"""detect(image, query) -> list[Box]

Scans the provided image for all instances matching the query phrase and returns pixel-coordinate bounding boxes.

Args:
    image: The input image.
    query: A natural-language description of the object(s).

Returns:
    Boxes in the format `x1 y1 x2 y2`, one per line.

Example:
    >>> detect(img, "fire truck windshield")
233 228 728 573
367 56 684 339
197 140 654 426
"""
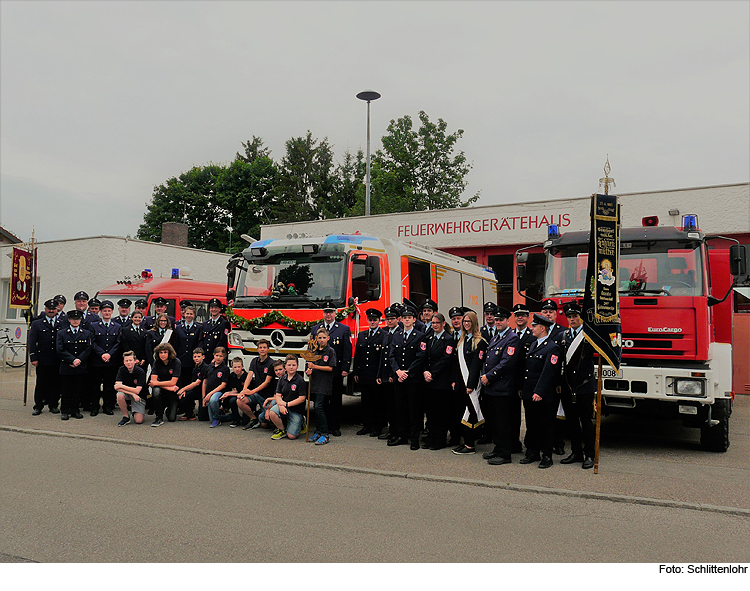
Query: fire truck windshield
234 254 347 308
545 239 705 297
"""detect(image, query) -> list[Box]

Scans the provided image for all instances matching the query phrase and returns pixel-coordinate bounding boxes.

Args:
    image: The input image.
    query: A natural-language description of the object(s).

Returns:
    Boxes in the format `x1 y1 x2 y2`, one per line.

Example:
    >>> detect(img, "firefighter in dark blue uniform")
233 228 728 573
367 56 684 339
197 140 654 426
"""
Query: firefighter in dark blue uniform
387 301 427 450
56 309 92 420
142 297 175 331
418 298 438 335
89 300 122 415
422 312 456 450
377 305 403 440
520 313 562 468
200 298 229 356
479 306 521 465
113 298 132 328
311 302 352 437
541 298 567 456
559 302 596 469
512 303 535 453
175 304 203 390
353 308 387 436
480 301 499 342
28 299 62 414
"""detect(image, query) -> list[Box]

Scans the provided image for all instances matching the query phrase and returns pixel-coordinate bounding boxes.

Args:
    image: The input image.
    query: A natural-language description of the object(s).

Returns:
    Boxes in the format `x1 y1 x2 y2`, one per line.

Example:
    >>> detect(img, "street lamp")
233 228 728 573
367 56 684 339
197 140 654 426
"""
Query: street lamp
356 89 381 216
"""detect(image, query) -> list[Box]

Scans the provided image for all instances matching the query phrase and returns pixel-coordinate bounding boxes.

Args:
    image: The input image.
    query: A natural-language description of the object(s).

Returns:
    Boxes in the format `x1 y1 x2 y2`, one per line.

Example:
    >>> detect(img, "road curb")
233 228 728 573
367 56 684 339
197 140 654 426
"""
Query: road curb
4 425 749 517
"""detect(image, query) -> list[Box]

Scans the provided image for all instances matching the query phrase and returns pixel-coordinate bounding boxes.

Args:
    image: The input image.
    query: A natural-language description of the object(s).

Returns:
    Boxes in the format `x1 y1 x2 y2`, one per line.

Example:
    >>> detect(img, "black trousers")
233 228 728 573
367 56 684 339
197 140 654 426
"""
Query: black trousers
323 373 344 431
360 382 385 431
510 393 523 447
34 364 60 410
484 395 515 459
60 373 86 415
89 365 118 412
151 387 179 421
394 381 423 443
523 397 555 458
424 386 451 446
562 390 596 458
382 380 397 434
447 386 464 443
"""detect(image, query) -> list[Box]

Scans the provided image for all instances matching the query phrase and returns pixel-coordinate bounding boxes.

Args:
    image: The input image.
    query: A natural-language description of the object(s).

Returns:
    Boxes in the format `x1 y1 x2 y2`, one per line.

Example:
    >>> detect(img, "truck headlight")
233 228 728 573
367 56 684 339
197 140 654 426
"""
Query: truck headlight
673 378 705 397
228 332 243 347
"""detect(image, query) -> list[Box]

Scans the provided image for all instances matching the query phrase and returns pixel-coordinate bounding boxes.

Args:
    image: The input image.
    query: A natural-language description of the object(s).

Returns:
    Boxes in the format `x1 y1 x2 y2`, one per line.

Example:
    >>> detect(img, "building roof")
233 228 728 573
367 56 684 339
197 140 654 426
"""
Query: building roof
0 226 22 244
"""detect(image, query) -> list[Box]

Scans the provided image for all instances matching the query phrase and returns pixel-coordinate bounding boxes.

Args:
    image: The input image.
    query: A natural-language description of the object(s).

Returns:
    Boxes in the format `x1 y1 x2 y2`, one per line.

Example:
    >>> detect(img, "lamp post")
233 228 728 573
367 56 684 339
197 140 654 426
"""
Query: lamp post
356 89 381 216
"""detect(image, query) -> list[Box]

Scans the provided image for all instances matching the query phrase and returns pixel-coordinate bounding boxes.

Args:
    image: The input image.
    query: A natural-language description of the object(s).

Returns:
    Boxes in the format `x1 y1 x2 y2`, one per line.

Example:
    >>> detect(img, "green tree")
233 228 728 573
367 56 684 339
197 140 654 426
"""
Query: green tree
352 110 479 215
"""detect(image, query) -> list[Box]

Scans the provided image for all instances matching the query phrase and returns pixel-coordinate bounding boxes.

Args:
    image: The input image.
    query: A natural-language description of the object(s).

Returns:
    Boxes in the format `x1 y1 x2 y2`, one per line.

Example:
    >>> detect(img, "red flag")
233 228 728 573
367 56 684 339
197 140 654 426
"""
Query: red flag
10 247 32 309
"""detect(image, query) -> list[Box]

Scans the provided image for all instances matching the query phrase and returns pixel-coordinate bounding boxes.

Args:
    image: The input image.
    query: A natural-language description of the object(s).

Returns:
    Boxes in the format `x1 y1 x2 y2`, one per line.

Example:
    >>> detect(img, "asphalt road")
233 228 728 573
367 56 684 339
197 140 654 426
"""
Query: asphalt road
1 430 749 563
2 367 749 565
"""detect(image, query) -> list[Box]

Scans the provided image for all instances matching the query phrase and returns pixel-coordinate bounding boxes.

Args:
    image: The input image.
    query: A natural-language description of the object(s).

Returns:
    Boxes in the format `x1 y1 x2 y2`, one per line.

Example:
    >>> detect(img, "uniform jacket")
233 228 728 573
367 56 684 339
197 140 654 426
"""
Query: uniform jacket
514 327 536 391
522 337 562 401
90 321 122 367
424 330 456 390
120 324 148 364
378 326 402 383
353 327 387 385
175 322 203 368
388 328 426 383
142 314 176 331
201 316 230 356
28 315 62 365
113 315 132 328
145 328 180 367
481 328 521 396
560 327 596 396
453 334 487 392
481 324 500 343
312 321 352 373
56 327 92 375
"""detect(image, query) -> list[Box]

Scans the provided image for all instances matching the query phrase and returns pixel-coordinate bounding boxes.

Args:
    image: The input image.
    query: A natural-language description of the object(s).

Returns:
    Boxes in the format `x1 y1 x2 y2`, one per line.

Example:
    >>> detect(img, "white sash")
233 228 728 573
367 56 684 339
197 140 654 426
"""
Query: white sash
458 337 484 427
146 329 173 382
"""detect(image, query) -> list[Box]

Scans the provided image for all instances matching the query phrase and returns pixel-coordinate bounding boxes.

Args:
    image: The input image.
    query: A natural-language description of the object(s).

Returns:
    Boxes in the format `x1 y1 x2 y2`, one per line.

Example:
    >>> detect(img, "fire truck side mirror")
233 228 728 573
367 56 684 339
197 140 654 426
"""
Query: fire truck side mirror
729 244 747 277
516 252 528 293
365 256 382 300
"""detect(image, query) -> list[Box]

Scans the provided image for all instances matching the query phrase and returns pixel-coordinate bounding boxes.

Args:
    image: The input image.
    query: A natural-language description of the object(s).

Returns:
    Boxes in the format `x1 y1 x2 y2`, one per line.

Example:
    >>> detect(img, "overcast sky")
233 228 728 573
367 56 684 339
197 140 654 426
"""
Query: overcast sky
1 0 748 243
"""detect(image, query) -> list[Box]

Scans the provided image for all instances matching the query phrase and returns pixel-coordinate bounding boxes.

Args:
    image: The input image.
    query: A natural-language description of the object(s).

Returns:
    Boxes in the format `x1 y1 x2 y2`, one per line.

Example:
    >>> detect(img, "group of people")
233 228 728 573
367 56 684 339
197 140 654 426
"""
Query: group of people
27 290 597 467
350 297 596 469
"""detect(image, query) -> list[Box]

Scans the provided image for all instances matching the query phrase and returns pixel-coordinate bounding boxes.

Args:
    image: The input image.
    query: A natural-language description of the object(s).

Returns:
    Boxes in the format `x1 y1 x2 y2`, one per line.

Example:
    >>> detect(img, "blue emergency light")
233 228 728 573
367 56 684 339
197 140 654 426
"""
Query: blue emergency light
682 214 698 231
171 268 180 279
548 224 560 239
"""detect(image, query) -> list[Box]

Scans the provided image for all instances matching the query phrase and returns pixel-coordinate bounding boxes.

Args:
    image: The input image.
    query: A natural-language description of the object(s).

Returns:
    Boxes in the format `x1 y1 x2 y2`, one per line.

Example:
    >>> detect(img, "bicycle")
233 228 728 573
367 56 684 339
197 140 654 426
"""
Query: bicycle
1 328 26 368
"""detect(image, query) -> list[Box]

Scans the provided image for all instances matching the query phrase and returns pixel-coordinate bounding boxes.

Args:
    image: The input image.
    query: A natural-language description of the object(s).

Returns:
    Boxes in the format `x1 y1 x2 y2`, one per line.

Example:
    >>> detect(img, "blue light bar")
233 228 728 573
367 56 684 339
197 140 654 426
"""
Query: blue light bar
171 268 179 279
682 214 698 231
548 224 560 239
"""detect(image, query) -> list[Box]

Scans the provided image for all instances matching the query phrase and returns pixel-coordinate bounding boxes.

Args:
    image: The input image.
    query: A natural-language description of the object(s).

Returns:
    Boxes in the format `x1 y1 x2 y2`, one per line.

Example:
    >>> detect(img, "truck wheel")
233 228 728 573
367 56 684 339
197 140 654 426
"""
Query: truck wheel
700 398 731 452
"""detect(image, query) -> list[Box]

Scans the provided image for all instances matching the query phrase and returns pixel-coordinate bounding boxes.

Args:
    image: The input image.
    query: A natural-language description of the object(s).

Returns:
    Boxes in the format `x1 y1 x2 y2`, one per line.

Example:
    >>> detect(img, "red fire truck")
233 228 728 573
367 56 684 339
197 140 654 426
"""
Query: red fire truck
516 214 746 451
225 234 497 375
96 269 227 323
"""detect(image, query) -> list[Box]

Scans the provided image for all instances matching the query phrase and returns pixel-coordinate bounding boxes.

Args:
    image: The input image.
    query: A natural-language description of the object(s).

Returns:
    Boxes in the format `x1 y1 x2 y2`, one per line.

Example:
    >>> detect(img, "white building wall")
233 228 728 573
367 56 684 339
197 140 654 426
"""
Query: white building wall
0 236 228 346
260 183 750 248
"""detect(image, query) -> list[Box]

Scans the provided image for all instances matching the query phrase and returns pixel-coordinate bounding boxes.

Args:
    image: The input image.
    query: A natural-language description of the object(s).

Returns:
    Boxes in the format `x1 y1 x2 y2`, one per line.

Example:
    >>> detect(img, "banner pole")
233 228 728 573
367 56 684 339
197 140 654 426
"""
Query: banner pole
22 233 36 407
594 356 603 474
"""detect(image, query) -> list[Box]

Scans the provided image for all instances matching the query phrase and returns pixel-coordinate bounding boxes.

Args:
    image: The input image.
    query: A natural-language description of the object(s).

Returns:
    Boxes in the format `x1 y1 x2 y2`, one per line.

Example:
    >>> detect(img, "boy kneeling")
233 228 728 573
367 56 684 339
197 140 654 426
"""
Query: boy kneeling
116 351 147 425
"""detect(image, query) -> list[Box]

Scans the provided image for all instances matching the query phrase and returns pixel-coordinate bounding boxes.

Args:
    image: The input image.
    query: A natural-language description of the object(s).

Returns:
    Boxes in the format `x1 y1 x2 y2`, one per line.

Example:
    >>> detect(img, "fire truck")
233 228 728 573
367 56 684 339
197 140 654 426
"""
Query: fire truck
96 268 227 323
225 234 497 375
516 214 746 452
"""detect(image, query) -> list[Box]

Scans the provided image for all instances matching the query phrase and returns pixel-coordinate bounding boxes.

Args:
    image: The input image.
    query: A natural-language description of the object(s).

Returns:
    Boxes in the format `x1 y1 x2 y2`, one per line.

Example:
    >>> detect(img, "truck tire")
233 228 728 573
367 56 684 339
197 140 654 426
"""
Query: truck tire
700 398 731 452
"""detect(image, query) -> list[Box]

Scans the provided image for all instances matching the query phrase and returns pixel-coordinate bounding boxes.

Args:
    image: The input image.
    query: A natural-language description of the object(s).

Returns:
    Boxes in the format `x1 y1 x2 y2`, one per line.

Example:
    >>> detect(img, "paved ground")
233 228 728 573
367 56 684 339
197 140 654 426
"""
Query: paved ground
2 367 748 513
1 430 749 563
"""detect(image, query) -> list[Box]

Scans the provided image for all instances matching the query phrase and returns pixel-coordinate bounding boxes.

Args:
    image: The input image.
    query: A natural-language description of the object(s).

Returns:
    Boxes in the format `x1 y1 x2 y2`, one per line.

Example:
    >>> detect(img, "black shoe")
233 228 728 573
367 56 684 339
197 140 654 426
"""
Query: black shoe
421 441 432 449
61 413 69 421
482 451 499 460
552 445 565 456
429 444 446 451
369 430 379 437
331 429 342 437
519 454 541 464
476 435 492 445
229 421 242 428
560 453 584 464
356 427 371 436
511 441 523 454
488 456 512 465
32 408 42 416
72 413 84 419
103 408 114 416
387 438 408 447
538 456 553 469
90 411 98 417
582 457 595 470
410 441 420 450
49 407 60 414
452 445 476 455
378 431 391 440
